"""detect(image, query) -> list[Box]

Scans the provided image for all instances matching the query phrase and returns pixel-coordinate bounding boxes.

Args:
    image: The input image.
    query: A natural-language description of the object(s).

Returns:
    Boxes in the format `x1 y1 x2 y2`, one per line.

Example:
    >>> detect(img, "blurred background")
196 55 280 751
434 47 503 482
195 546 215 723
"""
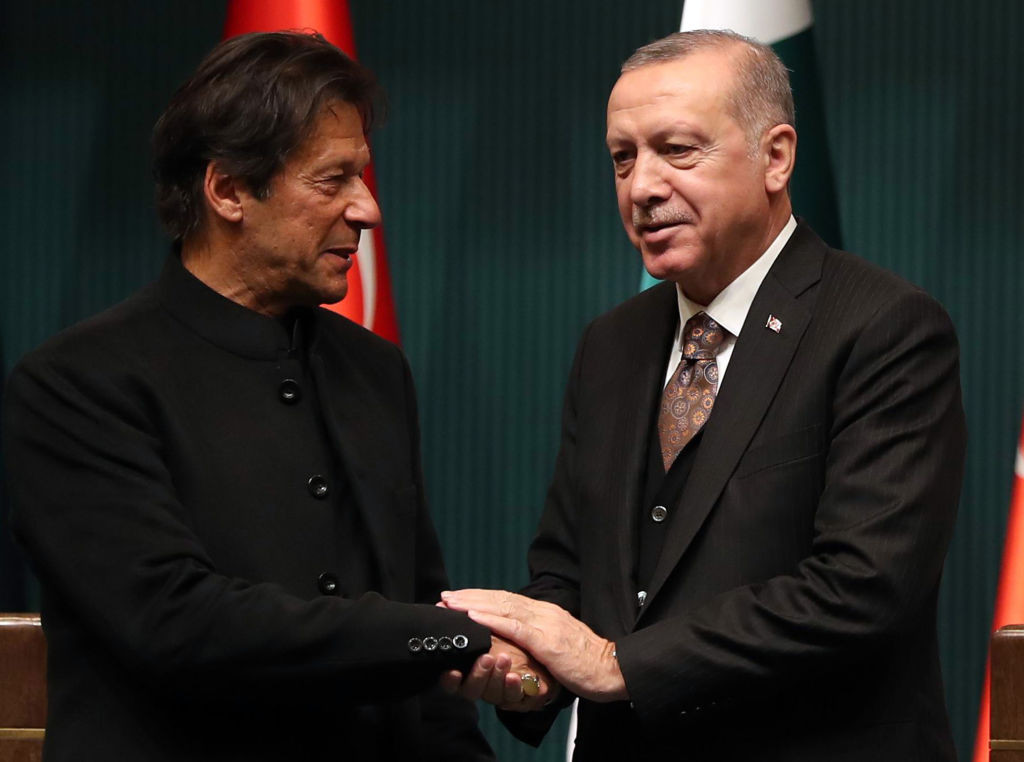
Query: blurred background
1 1 1022 759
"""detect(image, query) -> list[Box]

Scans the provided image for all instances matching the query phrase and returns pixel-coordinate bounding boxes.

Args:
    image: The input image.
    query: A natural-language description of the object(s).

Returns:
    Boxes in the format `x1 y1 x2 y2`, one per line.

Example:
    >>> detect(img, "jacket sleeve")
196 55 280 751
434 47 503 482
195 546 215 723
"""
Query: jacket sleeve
2 341 491 704
615 289 966 726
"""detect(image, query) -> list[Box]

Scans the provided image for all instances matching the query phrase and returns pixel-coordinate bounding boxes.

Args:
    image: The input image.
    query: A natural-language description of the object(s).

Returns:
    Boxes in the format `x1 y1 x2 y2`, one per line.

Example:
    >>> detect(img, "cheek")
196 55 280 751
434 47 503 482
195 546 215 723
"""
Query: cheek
615 185 636 233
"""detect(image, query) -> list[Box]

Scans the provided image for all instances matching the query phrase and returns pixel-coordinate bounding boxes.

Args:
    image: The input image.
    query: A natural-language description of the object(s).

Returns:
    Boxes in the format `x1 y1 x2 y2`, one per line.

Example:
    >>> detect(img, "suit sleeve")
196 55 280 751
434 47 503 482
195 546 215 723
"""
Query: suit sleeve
2 342 491 704
615 289 966 725
519 323 592 615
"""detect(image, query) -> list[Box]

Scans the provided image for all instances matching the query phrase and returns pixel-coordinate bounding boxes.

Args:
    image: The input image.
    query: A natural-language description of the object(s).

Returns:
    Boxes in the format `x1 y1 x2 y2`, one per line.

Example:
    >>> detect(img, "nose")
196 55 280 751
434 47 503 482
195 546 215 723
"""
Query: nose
629 152 671 208
346 176 382 230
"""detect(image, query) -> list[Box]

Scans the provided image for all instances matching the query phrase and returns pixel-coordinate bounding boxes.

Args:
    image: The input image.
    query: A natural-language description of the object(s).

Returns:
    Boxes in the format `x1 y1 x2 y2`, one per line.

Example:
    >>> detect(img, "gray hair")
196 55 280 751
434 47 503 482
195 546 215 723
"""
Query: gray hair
622 29 794 153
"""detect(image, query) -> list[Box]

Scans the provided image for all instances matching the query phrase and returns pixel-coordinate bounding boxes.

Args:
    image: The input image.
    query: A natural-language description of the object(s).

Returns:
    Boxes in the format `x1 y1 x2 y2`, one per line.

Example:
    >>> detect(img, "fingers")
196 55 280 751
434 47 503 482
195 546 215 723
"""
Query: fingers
456 652 499 701
439 669 463 694
441 589 528 618
441 632 563 712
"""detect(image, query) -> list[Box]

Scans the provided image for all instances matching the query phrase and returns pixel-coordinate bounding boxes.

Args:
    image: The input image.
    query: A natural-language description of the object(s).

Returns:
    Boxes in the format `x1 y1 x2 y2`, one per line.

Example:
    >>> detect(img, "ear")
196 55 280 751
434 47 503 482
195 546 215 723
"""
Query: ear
762 124 797 194
201 162 245 224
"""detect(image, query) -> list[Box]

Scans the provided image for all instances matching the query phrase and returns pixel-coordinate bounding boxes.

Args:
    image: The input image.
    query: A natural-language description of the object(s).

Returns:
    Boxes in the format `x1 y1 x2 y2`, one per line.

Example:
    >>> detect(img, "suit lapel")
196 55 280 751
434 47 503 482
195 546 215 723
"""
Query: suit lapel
605 283 678 632
639 224 825 617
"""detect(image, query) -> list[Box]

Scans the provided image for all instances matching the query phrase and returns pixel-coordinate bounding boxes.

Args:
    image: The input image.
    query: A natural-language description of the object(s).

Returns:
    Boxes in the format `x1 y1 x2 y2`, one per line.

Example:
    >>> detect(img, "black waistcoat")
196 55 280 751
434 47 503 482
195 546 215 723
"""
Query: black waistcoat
636 418 704 594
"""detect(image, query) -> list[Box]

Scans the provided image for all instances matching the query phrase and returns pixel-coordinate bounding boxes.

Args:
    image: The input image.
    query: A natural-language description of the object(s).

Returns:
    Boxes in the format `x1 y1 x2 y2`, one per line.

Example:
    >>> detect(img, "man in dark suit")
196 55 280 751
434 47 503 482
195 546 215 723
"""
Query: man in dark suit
443 30 965 761
2 32 495 761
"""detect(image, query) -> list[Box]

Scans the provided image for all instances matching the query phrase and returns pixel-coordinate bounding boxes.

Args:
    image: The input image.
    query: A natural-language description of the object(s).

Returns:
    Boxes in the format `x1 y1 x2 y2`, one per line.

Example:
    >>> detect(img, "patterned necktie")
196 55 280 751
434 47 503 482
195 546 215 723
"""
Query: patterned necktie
658 311 727 471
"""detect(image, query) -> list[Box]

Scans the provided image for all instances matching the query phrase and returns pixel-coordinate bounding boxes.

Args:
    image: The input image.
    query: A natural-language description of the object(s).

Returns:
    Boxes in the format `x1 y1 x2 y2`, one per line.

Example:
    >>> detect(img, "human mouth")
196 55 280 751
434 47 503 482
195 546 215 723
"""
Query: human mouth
323 246 357 271
637 221 685 243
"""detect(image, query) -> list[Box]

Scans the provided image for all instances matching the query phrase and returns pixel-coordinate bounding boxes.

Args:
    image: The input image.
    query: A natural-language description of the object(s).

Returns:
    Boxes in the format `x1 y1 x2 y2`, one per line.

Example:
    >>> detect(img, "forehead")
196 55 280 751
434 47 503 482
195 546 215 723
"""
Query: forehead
606 49 737 134
287 99 369 167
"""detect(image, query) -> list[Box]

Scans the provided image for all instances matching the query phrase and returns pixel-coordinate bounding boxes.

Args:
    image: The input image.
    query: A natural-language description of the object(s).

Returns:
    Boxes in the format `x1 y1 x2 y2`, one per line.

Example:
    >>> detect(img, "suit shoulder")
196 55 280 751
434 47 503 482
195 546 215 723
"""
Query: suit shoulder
821 248 951 323
13 285 162 375
587 281 677 337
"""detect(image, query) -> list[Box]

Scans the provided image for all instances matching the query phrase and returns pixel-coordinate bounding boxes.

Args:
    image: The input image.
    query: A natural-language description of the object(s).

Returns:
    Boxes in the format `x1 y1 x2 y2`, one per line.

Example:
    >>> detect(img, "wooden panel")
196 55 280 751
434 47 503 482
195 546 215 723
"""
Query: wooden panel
0 738 43 762
0 615 45 762
992 625 1024 745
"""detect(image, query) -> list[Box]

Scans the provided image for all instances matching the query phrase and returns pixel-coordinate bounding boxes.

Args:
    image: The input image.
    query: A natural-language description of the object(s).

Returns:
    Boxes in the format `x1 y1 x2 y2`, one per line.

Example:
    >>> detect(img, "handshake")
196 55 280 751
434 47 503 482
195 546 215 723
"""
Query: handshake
437 589 629 712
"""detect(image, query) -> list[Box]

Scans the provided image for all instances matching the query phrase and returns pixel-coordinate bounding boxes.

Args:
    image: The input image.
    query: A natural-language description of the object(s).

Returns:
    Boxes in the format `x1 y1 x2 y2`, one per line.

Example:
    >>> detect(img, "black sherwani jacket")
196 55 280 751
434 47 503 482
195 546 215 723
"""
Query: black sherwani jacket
3 257 493 761
508 222 966 761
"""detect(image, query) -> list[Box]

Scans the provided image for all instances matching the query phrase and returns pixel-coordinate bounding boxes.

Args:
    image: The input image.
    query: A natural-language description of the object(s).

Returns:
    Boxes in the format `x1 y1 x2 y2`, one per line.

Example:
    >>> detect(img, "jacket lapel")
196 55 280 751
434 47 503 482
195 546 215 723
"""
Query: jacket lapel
639 224 825 618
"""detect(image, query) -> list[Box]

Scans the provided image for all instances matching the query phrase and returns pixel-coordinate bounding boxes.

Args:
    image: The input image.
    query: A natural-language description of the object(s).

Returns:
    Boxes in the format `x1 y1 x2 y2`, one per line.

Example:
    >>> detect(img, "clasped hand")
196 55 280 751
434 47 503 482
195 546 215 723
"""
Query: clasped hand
437 589 628 711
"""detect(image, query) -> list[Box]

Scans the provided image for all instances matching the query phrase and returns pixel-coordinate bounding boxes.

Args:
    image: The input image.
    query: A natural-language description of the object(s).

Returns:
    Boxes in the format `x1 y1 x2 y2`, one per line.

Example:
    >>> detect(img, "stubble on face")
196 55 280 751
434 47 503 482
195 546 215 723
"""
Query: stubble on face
632 204 696 234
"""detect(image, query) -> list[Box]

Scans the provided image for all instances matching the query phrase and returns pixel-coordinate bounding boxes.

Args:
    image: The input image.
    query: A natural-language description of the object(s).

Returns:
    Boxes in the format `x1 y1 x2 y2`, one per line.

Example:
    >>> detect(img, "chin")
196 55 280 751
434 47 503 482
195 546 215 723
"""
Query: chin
318 291 348 307
316 278 349 306
641 244 708 285
641 256 690 284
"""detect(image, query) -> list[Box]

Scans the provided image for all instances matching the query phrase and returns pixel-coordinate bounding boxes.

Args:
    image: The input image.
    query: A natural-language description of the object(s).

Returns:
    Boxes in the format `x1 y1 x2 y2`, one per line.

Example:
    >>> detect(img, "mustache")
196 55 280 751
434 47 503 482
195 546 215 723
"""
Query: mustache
632 206 694 230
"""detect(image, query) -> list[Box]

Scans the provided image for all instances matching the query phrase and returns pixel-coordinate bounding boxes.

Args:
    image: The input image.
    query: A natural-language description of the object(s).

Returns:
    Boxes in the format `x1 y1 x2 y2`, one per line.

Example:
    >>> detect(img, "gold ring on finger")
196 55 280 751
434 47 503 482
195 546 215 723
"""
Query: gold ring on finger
520 672 541 697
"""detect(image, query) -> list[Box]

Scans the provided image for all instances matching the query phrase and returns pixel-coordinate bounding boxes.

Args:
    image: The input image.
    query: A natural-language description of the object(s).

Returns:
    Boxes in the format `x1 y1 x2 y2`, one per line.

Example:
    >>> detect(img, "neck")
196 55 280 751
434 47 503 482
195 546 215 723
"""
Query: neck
180 233 284 318
679 203 791 305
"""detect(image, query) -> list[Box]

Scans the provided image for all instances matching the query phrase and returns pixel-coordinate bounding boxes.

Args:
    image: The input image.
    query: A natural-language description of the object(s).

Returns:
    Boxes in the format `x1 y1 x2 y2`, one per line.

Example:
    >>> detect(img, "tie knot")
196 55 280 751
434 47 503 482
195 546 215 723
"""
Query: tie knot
682 312 726 360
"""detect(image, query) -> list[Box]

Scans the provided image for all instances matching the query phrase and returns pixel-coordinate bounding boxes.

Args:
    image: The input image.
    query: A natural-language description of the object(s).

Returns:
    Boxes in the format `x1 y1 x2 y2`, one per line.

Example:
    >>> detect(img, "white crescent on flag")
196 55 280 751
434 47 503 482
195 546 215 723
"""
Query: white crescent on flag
680 0 812 44
357 229 377 331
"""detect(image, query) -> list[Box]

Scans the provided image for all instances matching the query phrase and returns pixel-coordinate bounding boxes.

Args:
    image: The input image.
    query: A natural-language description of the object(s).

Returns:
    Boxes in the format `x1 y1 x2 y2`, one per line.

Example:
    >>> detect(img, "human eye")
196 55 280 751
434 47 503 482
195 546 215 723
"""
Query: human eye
609 148 635 174
664 143 695 158
313 174 347 195
662 141 701 166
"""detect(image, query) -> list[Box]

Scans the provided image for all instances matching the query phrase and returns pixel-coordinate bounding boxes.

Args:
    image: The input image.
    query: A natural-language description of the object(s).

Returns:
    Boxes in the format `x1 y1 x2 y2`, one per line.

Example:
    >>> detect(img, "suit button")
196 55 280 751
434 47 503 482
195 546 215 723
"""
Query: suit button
438 636 453 651
651 505 668 522
308 475 329 499
408 637 423 653
452 635 469 649
423 636 438 651
317 572 340 595
278 379 301 404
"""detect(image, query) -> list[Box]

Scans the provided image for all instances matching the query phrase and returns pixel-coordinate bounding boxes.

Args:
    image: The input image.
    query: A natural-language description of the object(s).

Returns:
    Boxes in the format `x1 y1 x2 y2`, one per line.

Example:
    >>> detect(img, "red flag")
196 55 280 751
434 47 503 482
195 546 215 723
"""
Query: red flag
223 0 401 344
973 415 1024 762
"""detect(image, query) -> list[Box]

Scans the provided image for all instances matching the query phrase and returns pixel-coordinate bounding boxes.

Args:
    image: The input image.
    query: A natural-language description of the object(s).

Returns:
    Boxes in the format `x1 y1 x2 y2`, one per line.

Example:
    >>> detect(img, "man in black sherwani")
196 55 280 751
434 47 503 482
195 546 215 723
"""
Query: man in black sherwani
3 32 495 762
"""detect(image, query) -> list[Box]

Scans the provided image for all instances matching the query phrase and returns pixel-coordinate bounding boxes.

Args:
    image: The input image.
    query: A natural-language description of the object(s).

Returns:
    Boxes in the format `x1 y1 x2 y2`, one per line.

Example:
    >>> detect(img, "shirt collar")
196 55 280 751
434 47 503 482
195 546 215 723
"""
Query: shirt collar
676 215 797 338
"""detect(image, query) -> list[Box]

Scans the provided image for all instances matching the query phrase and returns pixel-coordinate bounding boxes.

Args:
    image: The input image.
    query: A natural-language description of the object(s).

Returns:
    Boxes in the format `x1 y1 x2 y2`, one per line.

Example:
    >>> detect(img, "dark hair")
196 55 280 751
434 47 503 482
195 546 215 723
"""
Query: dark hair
152 31 382 242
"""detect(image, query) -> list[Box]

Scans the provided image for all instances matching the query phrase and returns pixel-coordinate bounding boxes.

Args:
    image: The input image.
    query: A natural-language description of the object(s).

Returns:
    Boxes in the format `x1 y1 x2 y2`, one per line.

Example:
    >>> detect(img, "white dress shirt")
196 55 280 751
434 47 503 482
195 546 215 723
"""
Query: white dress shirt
663 215 797 388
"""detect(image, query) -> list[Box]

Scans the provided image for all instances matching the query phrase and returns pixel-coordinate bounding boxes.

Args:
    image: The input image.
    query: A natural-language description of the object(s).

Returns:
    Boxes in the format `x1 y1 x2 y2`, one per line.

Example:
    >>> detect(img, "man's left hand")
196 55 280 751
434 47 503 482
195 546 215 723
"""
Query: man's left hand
440 589 628 703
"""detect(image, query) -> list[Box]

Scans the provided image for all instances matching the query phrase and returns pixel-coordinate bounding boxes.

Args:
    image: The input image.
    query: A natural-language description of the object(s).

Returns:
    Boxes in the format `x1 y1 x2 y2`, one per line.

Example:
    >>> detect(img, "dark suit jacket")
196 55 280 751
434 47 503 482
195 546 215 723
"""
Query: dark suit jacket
510 222 965 761
3 257 493 761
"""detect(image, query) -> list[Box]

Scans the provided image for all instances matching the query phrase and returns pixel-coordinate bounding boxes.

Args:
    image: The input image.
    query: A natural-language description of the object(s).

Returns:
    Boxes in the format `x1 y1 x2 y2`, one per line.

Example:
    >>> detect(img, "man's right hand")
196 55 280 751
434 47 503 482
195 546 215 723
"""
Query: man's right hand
439 635 560 712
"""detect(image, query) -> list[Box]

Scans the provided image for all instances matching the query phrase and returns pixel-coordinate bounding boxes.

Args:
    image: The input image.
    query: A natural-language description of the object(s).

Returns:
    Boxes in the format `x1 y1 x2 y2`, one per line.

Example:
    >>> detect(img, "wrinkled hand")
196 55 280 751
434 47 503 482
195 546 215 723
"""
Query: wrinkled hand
441 589 628 703
439 634 558 711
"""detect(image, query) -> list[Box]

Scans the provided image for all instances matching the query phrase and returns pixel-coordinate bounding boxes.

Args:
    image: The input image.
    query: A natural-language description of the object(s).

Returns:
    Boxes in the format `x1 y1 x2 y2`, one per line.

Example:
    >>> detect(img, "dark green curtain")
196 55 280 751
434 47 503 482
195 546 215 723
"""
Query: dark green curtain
2 2 1021 759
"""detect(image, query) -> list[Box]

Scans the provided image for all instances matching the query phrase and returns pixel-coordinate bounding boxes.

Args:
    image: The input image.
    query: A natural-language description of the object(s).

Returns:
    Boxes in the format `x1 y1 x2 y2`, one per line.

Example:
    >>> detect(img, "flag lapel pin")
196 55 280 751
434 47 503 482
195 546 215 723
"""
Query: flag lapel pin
765 315 783 334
